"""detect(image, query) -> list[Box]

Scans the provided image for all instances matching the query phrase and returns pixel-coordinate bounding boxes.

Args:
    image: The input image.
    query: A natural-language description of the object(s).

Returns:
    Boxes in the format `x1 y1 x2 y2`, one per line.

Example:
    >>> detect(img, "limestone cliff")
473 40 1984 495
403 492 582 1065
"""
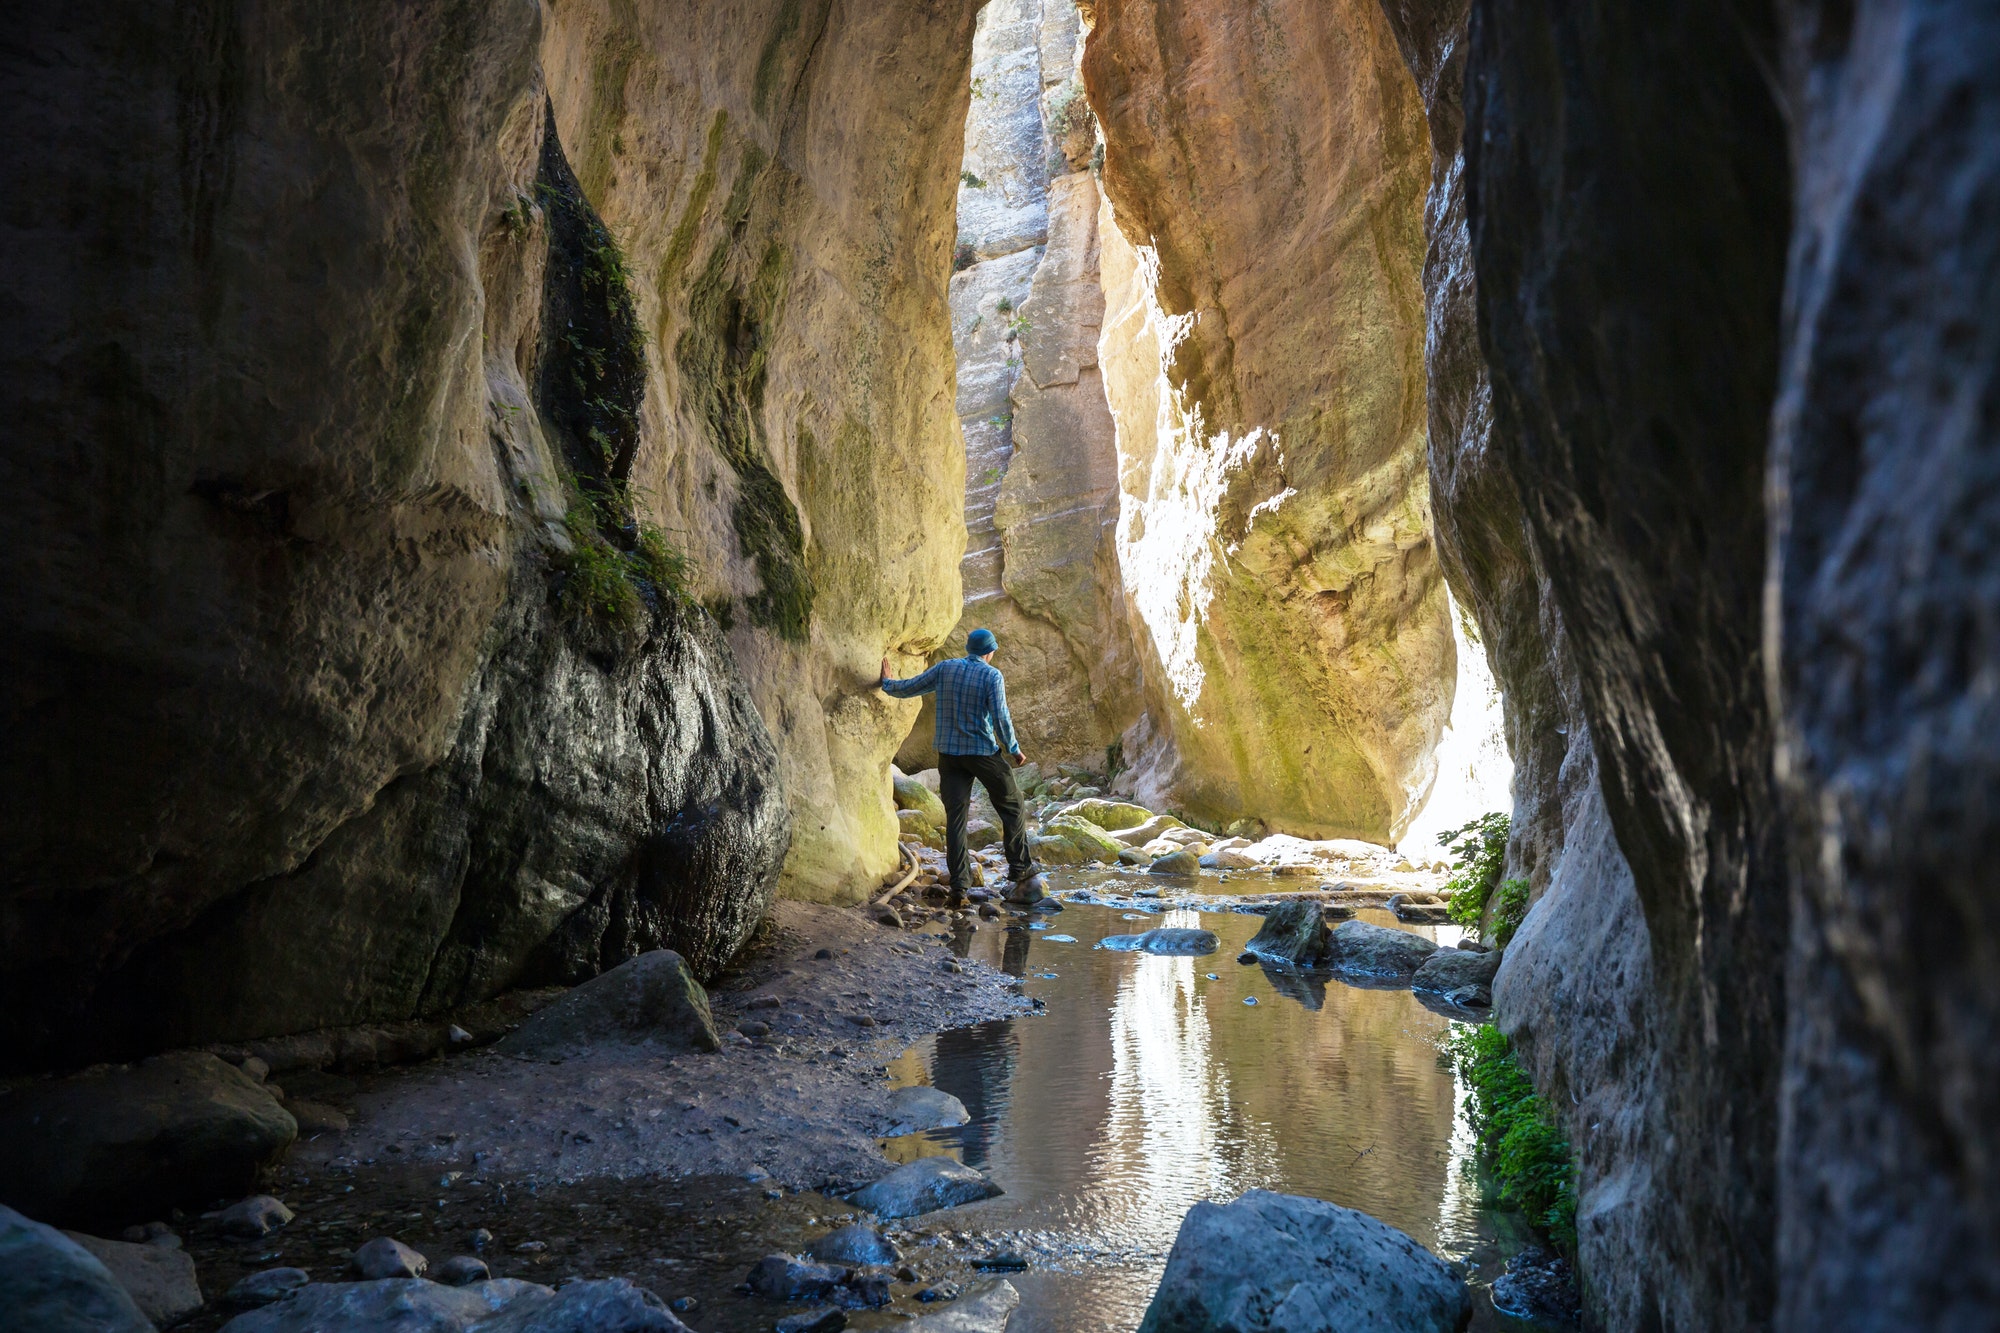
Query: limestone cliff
900 0 1142 775
1082 0 1453 842
0 0 979 1065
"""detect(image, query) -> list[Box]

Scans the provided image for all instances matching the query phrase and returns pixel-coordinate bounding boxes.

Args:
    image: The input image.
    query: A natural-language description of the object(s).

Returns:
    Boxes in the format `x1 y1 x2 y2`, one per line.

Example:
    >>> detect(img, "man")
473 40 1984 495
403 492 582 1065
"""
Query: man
879 627 1040 905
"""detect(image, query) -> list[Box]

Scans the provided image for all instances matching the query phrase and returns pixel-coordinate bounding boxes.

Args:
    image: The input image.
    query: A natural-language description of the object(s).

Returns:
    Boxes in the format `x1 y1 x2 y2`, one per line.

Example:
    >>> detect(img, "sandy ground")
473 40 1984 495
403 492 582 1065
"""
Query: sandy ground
287 902 1033 1194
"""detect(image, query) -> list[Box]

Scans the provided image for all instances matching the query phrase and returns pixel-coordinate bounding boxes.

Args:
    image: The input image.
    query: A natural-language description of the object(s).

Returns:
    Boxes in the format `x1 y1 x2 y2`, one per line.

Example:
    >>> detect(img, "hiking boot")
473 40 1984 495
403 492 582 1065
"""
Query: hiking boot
1003 874 1046 906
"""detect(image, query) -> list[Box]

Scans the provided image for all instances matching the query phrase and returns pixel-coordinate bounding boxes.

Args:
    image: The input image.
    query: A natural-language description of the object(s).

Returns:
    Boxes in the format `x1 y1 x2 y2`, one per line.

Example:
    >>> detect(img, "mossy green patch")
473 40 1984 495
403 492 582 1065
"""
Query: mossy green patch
1441 811 1510 935
1448 1023 1577 1255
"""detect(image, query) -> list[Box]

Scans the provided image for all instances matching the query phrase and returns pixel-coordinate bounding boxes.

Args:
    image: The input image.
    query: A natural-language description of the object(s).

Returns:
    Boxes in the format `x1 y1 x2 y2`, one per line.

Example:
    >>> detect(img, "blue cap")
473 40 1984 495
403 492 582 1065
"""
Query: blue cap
966 627 998 657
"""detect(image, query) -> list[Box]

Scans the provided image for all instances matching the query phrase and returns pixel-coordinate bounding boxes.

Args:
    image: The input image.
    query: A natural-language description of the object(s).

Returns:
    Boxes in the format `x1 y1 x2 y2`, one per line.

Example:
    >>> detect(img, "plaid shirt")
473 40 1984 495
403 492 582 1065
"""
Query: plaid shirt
881 655 1021 756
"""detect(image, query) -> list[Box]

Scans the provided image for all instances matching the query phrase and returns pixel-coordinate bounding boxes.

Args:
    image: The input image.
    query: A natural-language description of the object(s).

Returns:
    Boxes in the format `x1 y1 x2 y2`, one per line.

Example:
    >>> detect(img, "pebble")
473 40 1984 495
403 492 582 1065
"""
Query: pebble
514 1239 548 1253
240 1056 271 1082
467 1228 493 1250
1243 996 1259 1006
351 1236 427 1279
739 1021 771 1038
448 1024 474 1044
918 1282 963 1302
1206 973 1220 980
1042 934 1076 943
749 995 782 1010
671 1295 699 1313
972 1250 1029 1271
815 948 835 960
216 1194 294 1238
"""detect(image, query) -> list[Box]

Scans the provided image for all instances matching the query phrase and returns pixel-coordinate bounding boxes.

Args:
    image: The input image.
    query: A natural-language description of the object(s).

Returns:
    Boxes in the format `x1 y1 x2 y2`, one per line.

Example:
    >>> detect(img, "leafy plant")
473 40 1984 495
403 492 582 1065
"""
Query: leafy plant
960 170 987 189
632 521 697 603
1448 1024 1577 1255
1004 312 1031 340
1440 811 1510 934
1492 877 1532 946
995 296 1013 314
954 242 977 273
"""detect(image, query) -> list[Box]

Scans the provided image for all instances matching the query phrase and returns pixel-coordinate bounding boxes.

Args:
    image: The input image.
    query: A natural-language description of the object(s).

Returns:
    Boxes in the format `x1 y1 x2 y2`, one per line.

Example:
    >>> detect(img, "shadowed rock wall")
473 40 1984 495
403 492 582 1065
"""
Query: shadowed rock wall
0 0 980 1066
1082 0 1454 843
1384 0 2000 1325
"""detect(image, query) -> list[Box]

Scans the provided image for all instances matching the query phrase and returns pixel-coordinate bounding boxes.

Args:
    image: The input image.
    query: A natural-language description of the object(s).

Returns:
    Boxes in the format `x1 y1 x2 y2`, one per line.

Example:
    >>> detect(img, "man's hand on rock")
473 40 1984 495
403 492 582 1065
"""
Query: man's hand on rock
880 657 891 684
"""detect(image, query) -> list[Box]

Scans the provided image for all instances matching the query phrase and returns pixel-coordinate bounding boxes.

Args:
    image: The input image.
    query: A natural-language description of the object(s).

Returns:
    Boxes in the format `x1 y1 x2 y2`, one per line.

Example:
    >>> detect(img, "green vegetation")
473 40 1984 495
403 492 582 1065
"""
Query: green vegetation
1492 876 1532 945
1448 1024 1577 1255
995 296 1013 314
954 242 978 272
960 170 987 188
1441 811 1510 934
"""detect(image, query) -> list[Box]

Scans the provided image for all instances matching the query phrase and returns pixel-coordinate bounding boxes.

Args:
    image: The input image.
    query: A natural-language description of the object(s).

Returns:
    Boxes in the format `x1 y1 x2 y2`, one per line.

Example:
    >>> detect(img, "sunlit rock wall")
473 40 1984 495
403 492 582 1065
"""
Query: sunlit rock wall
1082 0 1453 842
900 0 1142 775
0 0 978 1065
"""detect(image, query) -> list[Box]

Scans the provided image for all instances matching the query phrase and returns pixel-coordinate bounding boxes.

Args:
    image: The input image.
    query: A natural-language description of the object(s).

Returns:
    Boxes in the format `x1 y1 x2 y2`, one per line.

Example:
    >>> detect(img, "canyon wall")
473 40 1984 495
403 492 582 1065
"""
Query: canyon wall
899 0 1143 775
1083 0 1454 842
0 0 978 1067
1384 0 2000 1325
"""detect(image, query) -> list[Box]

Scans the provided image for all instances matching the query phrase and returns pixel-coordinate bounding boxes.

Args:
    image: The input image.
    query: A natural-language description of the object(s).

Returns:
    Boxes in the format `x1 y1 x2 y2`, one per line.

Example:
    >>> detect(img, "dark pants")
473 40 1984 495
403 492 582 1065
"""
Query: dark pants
939 750 1034 892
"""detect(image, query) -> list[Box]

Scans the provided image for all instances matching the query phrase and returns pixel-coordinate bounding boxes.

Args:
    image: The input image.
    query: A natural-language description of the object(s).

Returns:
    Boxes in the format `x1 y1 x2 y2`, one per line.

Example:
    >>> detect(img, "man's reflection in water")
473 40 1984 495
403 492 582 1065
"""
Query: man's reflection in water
928 1019 1017 1169
1001 924 1032 978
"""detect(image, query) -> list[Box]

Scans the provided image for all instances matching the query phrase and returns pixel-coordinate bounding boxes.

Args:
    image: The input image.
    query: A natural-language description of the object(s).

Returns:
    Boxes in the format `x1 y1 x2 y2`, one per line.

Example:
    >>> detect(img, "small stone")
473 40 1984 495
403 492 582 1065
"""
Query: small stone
288 1100 350 1134
222 1265 310 1308
776 1309 847 1333
810 1222 902 1266
351 1236 427 1279
467 1228 493 1250
671 1295 698 1313
841 1265 895 1307
815 948 836 960
1243 996 1259 1006
448 1024 474 1044
972 1249 1028 1271
514 1239 548 1253
433 1254 489 1285
239 1056 271 1083
849 1156 1002 1220
871 906 904 929
747 1253 846 1301
216 1194 293 1238
918 1282 962 1302
739 1020 772 1038
749 995 782 1010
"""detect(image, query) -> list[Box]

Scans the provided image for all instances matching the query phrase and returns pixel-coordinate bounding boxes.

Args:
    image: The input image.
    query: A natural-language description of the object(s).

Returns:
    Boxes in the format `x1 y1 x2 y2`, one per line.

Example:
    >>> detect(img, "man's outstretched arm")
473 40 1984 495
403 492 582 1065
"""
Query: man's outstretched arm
878 658 942 699
991 673 1023 763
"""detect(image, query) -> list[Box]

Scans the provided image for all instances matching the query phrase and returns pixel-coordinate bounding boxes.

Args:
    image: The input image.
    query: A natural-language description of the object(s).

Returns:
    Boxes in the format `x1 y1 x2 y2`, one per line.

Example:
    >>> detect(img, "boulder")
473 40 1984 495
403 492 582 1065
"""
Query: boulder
906 1279 1021 1332
0 1052 296 1228
964 819 1001 851
352 1237 428 1280
434 1256 491 1286
809 1223 901 1267
1060 799 1154 832
745 1254 845 1302
62 1229 203 1325
1322 921 1438 981
1098 929 1220 957
1148 850 1202 876
1042 816 1124 863
0 1207 153 1333
223 1267 311 1309
883 1086 970 1135
1411 947 1502 995
898 810 946 850
774 1311 846 1333
849 1156 1002 1220
1113 814 1186 846
1393 902 1451 924
1241 901 1329 966
1199 848 1261 870
1137 1189 1468 1333
494 951 719 1060
1028 835 1088 867
893 773 948 825
1002 876 1047 906
462 1277 690 1332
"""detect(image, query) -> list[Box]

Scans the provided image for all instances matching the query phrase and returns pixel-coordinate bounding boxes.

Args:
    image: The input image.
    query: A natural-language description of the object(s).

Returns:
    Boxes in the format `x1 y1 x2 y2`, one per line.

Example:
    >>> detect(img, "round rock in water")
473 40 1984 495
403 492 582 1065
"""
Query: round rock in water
1322 920 1439 981
884 1086 970 1136
746 1254 846 1302
809 1223 902 1267
1098 928 1219 957
1139 1189 1468 1333
849 1156 1003 1220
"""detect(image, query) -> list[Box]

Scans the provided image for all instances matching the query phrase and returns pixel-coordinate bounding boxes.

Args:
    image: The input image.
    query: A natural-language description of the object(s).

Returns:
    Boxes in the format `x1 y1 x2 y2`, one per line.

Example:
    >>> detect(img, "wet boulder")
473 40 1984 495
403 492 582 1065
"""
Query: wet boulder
897 810 946 850
1321 921 1437 982
850 1156 1002 1220
1412 946 1502 996
352 1236 428 1280
1061 799 1154 832
434 1256 491 1286
1113 814 1186 847
1137 1189 1469 1333
223 1267 310 1309
964 819 1001 851
1098 929 1220 957
218 1277 534 1331
809 1223 901 1267
746 1254 846 1302
215 1195 293 1238
0 1052 296 1229
1029 835 1089 867
0 1206 153 1333
1148 849 1203 876
1240 901 1330 967
494 951 719 1060
1200 848 1262 870
62 1229 204 1325
906 1278 1021 1332
468 1276 692 1331
883 1086 970 1136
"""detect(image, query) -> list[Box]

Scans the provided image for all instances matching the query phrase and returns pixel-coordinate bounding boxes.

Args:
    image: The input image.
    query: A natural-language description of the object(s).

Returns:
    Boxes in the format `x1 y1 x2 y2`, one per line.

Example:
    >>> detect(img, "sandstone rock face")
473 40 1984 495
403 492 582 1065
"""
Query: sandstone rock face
902 0 1143 776
0 0 991 1063
1083 0 1453 841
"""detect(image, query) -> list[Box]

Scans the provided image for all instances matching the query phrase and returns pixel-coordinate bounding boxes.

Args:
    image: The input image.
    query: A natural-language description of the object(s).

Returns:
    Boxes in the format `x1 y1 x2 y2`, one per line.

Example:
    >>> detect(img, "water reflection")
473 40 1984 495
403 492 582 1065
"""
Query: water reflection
883 896 1539 1331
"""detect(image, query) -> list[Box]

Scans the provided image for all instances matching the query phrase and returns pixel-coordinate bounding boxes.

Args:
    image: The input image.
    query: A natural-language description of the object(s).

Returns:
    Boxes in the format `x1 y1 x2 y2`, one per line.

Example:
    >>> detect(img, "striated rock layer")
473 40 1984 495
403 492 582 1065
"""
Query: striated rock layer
1385 0 2000 1324
1083 0 1453 842
901 0 1142 775
0 0 982 1064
